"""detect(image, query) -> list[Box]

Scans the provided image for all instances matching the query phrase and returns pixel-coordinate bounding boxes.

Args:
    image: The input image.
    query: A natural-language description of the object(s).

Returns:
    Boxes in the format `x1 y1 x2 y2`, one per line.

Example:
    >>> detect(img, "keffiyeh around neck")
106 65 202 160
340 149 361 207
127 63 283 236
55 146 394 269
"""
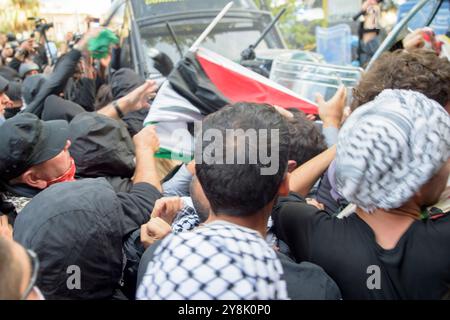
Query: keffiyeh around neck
336 89 450 212
137 221 288 300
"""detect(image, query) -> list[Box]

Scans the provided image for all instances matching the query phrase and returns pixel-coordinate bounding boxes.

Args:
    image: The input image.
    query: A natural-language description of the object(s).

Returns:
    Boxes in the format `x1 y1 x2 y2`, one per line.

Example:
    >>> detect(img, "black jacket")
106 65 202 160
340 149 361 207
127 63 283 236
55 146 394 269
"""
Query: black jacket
23 49 82 117
13 178 161 300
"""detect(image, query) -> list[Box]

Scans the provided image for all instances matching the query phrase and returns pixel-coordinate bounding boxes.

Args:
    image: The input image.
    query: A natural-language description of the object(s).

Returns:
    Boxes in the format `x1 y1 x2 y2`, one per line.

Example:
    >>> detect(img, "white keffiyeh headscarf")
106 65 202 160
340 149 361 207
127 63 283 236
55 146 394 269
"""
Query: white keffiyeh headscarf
336 89 450 212
137 221 288 300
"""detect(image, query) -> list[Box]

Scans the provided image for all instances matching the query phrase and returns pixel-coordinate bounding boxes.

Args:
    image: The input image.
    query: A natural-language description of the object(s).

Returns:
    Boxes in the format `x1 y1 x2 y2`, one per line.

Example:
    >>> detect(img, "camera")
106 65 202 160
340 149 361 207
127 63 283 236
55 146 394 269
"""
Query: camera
68 33 83 49
28 17 54 33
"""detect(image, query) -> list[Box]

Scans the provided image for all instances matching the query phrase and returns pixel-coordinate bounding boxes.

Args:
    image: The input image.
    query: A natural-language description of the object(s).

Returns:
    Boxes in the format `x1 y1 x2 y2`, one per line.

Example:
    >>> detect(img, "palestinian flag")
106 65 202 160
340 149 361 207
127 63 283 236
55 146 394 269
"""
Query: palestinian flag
145 47 318 161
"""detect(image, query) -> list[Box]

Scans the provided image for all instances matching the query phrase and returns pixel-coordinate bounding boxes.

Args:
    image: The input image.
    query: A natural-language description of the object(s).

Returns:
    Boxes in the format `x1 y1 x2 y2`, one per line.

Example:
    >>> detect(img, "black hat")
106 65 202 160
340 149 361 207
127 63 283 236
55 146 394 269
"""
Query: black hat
22 74 47 105
19 63 40 78
6 33 16 42
0 113 69 181
0 75 22 100
0 65 21 82
0 75 9 93
6 81 22 101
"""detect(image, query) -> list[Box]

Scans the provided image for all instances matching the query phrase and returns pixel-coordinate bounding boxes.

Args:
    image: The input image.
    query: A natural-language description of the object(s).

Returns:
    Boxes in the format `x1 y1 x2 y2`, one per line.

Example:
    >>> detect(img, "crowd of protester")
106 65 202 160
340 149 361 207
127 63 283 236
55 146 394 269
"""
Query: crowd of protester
0 4 449 301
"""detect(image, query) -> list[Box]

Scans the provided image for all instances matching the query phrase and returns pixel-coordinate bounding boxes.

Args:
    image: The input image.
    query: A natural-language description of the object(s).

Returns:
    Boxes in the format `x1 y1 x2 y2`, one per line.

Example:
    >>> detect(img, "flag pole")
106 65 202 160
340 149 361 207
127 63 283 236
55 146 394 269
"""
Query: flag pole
189 2 234 52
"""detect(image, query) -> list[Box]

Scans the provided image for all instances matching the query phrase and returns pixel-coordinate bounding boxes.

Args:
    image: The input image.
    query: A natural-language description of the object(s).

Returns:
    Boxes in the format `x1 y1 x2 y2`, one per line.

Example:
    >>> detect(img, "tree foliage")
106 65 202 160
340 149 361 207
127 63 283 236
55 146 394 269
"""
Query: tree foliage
255 0 324 50
0 0 40 33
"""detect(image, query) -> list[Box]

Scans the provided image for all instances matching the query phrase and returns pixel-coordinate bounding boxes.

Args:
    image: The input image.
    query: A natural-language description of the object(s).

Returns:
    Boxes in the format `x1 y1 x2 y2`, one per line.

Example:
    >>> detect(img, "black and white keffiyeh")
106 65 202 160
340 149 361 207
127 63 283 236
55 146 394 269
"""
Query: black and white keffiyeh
171 205 200 234
336 89 450 212
137 221 288 300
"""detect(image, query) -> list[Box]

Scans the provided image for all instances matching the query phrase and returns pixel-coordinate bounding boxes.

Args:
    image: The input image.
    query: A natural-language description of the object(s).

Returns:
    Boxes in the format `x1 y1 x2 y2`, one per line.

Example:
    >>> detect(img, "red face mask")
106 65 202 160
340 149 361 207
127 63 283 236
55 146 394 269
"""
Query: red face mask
46 158 76 187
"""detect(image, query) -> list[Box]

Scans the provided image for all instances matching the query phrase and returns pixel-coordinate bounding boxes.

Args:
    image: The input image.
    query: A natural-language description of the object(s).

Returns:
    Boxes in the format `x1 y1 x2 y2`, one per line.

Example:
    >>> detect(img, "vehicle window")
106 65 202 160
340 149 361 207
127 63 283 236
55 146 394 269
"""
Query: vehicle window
119 5 133 69
132 0 259 19
141 18 279 64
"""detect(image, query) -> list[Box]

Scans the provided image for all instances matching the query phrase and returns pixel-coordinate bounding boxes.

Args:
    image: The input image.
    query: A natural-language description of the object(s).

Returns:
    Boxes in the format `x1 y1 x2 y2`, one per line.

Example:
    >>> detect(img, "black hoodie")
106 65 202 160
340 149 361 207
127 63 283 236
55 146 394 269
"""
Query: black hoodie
41 94 85 122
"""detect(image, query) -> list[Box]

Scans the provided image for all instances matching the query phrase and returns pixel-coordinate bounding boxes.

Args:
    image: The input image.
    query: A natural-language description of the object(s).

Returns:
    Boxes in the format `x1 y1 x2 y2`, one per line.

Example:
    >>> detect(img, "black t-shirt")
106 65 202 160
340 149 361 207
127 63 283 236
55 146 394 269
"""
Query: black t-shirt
273 202 450 300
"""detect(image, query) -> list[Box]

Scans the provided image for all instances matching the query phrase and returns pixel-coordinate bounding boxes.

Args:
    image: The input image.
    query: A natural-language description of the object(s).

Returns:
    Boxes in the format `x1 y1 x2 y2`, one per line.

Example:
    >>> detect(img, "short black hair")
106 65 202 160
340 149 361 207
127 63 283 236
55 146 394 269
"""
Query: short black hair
286 108 327 167
189 176 210 223
195 102 290 217
0 237 22 299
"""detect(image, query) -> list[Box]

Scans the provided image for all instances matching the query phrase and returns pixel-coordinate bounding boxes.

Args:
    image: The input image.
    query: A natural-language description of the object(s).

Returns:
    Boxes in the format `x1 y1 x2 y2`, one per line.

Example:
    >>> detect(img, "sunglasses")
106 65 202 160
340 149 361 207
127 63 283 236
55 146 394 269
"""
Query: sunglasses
20 249 40 300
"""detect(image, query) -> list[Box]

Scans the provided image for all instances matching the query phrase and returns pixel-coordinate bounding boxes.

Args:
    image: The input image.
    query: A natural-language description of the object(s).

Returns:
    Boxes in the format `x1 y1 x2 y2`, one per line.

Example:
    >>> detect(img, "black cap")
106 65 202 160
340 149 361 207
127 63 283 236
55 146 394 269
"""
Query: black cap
6 81 22 101
0 75 9 93
6 33 16 42
0 75 22 99
0 113 69 181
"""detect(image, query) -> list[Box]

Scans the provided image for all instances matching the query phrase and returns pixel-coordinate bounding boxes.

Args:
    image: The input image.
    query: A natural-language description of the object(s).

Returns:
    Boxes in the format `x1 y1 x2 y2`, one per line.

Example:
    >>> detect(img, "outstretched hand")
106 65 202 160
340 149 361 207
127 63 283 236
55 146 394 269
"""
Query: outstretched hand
119 80 158 113
74 27 103 51
315 86 347 128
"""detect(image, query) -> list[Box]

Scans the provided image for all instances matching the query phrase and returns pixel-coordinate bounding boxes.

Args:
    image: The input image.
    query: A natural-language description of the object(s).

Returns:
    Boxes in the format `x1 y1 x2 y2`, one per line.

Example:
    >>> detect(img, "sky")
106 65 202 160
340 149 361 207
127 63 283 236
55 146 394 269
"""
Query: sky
40 0 112 16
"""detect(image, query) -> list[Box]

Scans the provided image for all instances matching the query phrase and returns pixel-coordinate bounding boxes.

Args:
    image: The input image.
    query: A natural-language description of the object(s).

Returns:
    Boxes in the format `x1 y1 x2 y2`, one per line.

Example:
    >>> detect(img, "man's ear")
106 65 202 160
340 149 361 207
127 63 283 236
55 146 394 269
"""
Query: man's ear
19 170 47 190
277 173 290 197
287 160 297 173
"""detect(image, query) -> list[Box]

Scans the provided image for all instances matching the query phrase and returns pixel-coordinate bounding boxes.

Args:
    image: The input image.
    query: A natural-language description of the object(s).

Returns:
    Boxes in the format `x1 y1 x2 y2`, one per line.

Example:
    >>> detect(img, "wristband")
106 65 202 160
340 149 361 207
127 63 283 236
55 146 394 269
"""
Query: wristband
363 28 380 35
113 100 124 118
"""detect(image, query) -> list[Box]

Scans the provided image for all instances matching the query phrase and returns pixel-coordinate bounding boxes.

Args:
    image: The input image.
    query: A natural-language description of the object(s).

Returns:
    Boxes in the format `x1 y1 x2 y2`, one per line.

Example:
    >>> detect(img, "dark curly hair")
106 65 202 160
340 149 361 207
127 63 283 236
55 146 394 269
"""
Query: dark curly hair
286 108 327 167
351 49 450 110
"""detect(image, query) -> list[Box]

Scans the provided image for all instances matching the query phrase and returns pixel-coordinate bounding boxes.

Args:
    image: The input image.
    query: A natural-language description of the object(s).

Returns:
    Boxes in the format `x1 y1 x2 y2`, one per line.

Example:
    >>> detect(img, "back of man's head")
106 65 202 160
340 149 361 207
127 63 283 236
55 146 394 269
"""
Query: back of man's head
351 49 450 110
195 102 290 217
286 108 327 168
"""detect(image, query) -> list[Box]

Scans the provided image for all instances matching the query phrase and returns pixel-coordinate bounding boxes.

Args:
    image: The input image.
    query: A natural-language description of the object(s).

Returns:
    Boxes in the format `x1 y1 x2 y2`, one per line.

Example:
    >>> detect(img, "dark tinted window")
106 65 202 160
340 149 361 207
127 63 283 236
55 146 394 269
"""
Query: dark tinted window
140 16 281 63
